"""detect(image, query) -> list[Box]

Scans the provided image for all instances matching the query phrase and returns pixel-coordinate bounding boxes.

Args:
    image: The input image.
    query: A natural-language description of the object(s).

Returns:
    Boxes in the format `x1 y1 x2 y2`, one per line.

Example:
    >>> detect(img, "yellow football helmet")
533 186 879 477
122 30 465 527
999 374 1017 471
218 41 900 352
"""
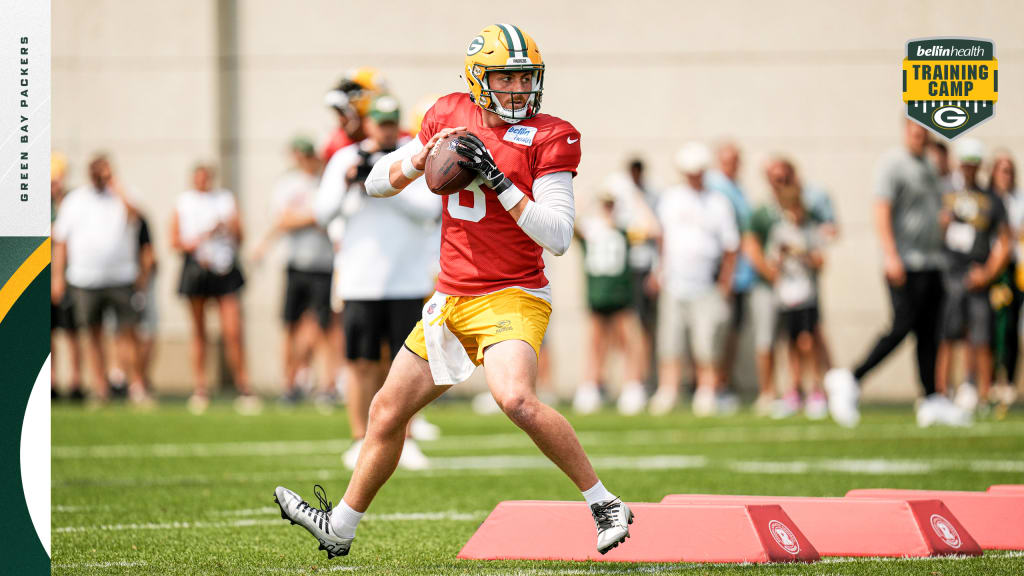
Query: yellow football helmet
464 24 544 123
325 66 387 117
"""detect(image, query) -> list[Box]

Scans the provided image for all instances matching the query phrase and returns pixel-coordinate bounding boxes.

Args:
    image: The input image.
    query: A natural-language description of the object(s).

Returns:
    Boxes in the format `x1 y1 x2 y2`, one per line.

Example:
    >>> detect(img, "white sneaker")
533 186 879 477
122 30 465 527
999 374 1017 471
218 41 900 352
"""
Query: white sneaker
805 390 828 420
573 386 603 415
234 394 264 416
916 394 942 428
274 485 353 559
715 391 740 416
616 383 648 416
341 439 363 470
954 382 979 413
824 369 861 428
187 393 209 415
410 415 441 441
917 394 972 427
648 388 678 416
591 499 634 554
754 393 775 417
398 438 430 471
692 387 716 417
471 391 502 415
936 395 973 427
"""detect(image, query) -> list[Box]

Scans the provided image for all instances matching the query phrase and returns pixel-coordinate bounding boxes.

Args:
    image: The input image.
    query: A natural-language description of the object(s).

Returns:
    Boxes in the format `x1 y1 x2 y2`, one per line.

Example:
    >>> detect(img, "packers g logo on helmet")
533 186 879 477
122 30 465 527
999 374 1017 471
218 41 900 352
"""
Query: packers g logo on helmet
464 24 545 123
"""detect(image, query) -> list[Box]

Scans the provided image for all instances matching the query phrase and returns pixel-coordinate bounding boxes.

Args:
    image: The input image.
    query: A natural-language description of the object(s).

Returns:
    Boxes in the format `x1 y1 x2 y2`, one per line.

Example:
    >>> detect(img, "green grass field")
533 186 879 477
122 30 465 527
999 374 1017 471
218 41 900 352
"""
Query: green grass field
52 401 1024 575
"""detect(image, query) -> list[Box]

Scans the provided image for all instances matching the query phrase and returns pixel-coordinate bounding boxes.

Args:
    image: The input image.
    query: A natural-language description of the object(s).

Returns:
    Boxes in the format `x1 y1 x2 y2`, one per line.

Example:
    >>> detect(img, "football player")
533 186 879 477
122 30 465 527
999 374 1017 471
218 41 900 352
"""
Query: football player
275 24 634 558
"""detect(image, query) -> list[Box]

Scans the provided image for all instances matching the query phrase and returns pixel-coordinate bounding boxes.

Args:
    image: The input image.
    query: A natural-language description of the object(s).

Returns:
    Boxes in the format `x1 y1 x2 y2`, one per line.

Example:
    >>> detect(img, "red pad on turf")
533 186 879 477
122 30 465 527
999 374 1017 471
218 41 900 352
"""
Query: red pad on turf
661 494 980 557
847 489 1024 550
989 484 1024 494
457 501 819 563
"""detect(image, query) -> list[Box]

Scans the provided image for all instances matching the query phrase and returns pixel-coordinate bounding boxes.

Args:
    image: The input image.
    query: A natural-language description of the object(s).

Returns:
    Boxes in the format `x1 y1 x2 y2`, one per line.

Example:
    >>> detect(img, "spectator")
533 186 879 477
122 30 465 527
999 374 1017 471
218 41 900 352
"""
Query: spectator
49 152 84 402
936 139 1010 422
825 120 947 428
763 184 827 419
606 158 661 400
253 137 340 406
108 212 158 404
572 189 649 415
315 95 441 470
52 154 147 405
171 163 259 415
705 141 752 412
649 143 739 416
989 151 1021 415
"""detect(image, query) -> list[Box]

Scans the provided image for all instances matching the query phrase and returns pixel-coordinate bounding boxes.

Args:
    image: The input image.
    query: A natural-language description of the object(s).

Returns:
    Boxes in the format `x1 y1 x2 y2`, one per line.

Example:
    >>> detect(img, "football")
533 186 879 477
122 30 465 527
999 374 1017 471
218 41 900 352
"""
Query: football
424 130 475 195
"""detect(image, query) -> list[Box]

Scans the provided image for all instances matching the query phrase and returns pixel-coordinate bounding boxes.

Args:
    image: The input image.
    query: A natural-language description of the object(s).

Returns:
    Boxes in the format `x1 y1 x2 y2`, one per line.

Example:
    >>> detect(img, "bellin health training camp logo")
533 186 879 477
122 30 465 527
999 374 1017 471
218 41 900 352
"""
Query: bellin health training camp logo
902 37 998 140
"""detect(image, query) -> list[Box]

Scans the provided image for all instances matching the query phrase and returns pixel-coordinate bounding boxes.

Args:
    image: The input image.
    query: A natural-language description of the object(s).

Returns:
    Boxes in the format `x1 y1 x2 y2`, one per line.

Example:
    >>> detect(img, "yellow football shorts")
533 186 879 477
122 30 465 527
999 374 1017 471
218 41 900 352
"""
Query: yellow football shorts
405 288 552 365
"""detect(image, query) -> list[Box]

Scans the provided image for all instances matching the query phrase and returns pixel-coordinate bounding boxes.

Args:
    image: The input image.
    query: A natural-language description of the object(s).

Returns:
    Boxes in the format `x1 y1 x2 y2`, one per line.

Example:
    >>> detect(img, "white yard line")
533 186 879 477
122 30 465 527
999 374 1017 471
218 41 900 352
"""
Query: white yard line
50 421 1024 460
56 510 490 534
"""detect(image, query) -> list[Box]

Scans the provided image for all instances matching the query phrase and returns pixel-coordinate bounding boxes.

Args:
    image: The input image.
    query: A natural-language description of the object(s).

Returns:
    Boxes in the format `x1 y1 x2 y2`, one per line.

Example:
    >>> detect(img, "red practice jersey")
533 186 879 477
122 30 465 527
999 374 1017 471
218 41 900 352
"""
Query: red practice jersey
418 93 581 295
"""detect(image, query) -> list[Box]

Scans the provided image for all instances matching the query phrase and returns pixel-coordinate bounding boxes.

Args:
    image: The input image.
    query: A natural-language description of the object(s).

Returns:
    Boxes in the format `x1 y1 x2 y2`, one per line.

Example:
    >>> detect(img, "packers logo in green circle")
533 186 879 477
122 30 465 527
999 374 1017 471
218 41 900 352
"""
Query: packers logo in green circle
902 37 998 140
467 35 485 56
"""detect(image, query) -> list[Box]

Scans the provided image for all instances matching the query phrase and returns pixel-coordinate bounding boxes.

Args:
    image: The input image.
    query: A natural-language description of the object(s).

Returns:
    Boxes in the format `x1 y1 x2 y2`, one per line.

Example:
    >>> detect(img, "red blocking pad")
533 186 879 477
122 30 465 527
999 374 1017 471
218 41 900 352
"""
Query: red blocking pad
662 494 981 557
457 501 819 563
847 489 1024 550
989 484 1024 494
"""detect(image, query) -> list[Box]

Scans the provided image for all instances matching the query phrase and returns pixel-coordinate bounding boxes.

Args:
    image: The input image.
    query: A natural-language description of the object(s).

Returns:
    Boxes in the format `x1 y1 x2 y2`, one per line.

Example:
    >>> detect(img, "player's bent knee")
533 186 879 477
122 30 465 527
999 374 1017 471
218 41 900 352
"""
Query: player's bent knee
367 394 407 436
497 392 540 427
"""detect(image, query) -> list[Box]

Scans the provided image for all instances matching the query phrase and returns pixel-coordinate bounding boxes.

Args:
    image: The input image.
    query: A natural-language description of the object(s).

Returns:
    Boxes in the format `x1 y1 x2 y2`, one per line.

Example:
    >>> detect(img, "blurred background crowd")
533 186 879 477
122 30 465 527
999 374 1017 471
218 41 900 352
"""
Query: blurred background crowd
49 3 1023 444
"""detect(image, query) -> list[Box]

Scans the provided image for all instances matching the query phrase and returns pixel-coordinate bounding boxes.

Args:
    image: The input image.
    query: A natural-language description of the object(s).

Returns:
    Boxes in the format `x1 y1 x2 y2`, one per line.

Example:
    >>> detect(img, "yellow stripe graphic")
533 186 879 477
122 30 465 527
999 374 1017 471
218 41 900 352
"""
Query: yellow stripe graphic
0 238 51 326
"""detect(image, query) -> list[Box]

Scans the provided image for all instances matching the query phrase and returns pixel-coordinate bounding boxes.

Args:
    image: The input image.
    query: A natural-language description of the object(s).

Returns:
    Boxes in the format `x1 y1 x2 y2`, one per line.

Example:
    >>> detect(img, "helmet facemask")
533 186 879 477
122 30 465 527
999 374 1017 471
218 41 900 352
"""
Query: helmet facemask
472 65 545 124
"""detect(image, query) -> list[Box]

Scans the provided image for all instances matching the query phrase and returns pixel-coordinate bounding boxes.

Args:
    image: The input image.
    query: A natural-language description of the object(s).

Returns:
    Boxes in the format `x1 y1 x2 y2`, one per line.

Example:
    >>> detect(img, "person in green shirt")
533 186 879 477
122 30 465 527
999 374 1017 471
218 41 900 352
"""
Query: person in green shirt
573 190 648 415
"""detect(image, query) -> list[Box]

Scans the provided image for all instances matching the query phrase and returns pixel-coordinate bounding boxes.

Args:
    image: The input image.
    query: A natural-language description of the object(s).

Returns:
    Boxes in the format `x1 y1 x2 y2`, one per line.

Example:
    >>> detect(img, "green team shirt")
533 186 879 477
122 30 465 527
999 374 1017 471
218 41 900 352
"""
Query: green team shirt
582 220 633 310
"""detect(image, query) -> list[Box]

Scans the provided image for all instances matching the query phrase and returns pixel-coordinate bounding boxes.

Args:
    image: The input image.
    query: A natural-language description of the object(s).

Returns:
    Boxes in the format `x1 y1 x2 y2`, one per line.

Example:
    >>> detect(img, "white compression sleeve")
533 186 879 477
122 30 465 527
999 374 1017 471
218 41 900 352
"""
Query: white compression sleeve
364 138 424 198
514 171 576 256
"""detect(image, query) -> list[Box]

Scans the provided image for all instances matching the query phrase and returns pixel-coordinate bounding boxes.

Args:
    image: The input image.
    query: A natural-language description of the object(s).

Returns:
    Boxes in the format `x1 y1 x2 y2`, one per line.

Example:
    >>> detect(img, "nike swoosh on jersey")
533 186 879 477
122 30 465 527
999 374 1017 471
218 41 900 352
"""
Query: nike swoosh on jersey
567 137 579 144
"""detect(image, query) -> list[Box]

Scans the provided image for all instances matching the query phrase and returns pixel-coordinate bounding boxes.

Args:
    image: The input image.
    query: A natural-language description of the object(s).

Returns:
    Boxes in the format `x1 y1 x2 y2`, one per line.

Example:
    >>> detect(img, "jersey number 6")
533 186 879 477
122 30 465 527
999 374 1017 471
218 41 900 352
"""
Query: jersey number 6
446 180 486 222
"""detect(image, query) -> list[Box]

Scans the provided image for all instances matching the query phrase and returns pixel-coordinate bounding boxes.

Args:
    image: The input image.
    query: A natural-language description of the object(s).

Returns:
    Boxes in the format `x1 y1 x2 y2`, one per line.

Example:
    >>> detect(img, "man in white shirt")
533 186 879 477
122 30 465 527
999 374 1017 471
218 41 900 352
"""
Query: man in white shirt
315 96 441 470
52 154 146 404
649 143 739 417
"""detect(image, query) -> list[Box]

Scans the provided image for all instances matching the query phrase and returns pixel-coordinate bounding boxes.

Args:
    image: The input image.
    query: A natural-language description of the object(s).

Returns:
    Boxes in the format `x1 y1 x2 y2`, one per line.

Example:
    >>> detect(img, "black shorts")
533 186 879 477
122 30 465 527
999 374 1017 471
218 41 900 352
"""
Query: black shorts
51 292 77 331
779 306 819 342
343 299 423 361
70 284 139 329
589 302 630 318
178 254 244 298
283 268 333 328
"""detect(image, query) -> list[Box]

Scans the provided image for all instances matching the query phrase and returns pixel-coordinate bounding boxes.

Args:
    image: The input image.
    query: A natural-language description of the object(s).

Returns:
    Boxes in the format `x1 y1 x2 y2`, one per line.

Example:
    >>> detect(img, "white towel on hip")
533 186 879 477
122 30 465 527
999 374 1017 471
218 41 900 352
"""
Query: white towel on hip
421 292 476 385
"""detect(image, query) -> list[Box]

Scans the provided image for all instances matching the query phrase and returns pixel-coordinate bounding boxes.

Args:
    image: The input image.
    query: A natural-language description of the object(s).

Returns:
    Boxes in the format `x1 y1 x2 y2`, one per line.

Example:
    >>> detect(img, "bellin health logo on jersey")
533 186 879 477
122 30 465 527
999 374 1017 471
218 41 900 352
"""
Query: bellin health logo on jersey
902 37 998 140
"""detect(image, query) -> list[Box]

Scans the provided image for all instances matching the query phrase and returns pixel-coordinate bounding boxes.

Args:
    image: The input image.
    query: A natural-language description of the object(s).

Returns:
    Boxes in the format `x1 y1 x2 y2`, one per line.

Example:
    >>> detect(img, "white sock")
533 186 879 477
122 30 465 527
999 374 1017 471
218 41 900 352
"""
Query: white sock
624 380 643 391
582 480 617 507
581 381 598 391
329 499 364 538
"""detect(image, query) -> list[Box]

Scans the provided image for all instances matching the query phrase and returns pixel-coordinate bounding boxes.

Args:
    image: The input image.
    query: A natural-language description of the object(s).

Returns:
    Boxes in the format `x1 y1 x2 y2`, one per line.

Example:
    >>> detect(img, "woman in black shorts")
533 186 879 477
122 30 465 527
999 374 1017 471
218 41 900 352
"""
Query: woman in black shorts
170 164 259 414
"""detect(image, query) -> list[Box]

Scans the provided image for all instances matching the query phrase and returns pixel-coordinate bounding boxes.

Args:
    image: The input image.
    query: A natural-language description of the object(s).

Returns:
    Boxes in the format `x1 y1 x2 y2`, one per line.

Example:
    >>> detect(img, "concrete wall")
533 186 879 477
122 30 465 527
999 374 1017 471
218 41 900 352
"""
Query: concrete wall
53 0 1024 400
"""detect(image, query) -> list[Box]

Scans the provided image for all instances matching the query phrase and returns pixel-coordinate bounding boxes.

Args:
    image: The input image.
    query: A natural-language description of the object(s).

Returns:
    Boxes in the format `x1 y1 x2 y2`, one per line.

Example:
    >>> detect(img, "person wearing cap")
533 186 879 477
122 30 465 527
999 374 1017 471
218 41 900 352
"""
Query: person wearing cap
571 188 649 416
933 139 1010 420
648 142 739 417
252 136 340 407
315 95 442 470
